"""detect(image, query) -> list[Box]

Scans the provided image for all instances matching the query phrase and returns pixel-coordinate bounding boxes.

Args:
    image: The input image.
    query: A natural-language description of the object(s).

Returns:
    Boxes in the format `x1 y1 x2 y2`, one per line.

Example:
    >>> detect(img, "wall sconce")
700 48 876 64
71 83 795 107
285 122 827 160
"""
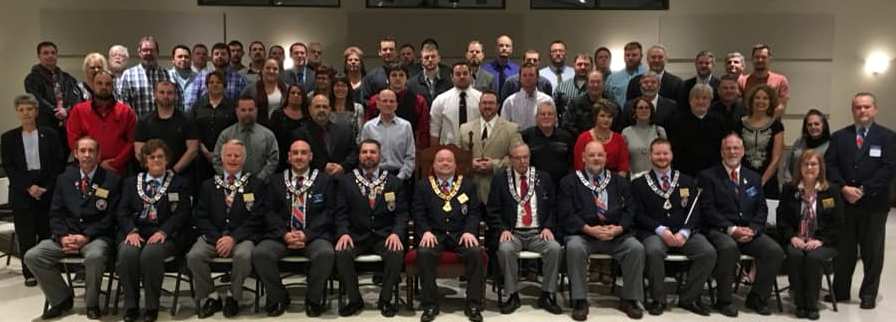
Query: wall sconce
610 47 625 72
865 51 890 75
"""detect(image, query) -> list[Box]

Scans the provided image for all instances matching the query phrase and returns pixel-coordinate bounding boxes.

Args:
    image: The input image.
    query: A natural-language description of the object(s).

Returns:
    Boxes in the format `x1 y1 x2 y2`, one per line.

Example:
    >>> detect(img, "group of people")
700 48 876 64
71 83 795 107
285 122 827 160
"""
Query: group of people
3 33 894 322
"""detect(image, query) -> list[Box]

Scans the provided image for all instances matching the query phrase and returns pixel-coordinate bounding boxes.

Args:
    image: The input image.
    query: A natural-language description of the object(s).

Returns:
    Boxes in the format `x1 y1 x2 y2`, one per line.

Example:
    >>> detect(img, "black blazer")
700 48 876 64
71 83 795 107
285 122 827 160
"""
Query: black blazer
412 176 481 240
558 172 634 237
194 174 267 243
407 68 453 106
697 165 768 236
335 172 408 242
777 183 844 247
625 72 683 103
486 169 556 233
262 170 339 243
48 166 121 241
676 76 721 113
825 123 896 211
116 174 192 241
620 96 679 130
632 171 701 239
292 120 359 172
1 126 65 208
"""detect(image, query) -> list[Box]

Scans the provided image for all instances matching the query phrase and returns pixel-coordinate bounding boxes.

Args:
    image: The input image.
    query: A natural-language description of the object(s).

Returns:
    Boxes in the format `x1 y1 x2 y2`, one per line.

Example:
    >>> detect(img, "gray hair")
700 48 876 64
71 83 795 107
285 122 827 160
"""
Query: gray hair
648 44 668 55
689 83 714 100
725 52 744 62
13 94 38 108
109 45 129 58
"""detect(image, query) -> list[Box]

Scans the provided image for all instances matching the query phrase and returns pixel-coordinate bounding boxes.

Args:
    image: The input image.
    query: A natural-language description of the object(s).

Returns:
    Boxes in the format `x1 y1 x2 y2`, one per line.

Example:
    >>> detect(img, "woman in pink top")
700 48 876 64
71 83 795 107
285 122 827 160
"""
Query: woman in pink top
572 98 630 176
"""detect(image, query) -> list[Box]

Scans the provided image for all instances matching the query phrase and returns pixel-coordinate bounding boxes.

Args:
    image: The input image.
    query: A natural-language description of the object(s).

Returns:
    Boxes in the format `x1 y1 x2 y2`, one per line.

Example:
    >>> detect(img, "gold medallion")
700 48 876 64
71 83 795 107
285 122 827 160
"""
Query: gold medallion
443 201 453 212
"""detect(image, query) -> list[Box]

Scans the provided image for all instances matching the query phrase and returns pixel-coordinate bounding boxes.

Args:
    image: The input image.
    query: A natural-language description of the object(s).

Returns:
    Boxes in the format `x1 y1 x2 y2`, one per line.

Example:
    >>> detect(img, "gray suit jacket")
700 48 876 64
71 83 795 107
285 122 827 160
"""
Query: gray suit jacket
456 118 523 203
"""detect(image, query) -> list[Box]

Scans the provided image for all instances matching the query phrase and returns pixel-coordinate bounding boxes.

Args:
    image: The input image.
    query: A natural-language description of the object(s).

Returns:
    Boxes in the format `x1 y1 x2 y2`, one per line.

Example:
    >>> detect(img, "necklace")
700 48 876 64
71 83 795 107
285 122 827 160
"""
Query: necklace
576 169 611 193
353 169 387 202
644 170 680 210
137 170 174 205
429 175 463 212
507 167 537 205
284 168 318 197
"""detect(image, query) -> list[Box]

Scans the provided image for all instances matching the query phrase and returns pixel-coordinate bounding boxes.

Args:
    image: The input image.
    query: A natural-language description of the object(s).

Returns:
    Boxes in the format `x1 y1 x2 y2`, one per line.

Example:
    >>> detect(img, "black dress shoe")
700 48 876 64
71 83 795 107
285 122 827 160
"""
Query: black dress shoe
223 297 239 317
823 294 849 303
41 296 73 319
806 308 820 320
861 298 876 309
500 292 521 314
378 301 398 317
339 300 364 316
537 292 563 314
646 300 666 316
464 305 483 322
420 306 439 322
713 302 738 317
679 300 711 316
745 293 771 316
571 300 589 321
619 299 644 319
142 309 158 322
795 307 808 318
122 308 140 322
86 306 102 320
198 298 222 319
24 277 37 287
306 300 325 317
267 301 288 317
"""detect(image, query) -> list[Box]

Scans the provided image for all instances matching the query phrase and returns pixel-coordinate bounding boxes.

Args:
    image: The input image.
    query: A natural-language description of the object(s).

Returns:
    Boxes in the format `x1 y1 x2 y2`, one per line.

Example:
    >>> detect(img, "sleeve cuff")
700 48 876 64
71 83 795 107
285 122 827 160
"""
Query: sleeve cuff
679 229 691 239
654 226 669 236
727 226 737 236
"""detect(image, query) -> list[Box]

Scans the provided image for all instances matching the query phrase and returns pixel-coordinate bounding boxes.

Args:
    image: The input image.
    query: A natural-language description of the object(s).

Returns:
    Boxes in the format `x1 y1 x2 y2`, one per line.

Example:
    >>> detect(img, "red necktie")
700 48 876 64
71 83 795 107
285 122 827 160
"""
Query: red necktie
80 176 89 195
520 175 532 226
856 127 866 149
729 169 738 183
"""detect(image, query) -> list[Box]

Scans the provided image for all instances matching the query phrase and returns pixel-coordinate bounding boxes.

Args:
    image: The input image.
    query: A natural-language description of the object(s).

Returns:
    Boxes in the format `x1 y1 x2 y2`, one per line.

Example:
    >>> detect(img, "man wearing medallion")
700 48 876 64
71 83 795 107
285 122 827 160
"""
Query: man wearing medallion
560 140 645 321
487 143 562 315
413 148 484 322
188 139 267 318
631 138 716 316
252 138 337 317
116 139 191 322
698 133 784 316
334 139 408 317
25 136 120 320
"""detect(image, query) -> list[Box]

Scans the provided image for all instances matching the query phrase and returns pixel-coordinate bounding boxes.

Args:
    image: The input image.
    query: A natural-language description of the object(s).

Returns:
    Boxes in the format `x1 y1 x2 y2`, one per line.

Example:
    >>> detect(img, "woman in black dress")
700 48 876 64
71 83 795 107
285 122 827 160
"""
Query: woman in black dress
268 83 308 171
190 71 236 189
737 84 784 198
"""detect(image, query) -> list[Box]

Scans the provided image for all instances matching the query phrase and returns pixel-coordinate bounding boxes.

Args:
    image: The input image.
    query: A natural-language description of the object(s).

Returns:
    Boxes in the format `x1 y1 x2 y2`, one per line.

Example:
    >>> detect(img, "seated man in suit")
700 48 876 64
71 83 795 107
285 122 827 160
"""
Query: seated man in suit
24 136 120 320
188 139 267 318
699 133 785 316
334 139 408 317
414 148 484 322
116 140 192 322
457 89 522 203
252 138 337 317
293 94 358 175
560 140 645 320
487 143 563 314
631 138 716 316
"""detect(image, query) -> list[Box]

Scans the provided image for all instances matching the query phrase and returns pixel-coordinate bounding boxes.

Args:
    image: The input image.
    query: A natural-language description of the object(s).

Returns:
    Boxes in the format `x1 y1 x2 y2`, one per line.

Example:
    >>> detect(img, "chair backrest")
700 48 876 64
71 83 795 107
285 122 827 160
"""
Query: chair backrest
766 199 779 227
415 144 473 180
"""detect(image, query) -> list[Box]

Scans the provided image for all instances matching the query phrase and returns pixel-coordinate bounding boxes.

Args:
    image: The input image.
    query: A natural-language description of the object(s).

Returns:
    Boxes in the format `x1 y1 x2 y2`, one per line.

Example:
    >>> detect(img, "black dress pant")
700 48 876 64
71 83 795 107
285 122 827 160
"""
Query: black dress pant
785 244 836 310
335 236 403 304
706 230 785 304
416 234 484 309
833 205 888 301
12 198 51 279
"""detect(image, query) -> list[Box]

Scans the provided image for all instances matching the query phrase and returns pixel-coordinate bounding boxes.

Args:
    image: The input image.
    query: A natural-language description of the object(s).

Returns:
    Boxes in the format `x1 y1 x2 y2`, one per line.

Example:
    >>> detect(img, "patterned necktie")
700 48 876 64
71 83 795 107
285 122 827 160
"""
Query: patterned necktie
592 175 607 222
520 175 533 226
856 127 866 149
292 176 306 230
225 175 236 208
729 169 740 194
459 91 468 125
661 174 671 192
799 191 817 239
146 180 160 221
440 180 451 194
80 175 89 196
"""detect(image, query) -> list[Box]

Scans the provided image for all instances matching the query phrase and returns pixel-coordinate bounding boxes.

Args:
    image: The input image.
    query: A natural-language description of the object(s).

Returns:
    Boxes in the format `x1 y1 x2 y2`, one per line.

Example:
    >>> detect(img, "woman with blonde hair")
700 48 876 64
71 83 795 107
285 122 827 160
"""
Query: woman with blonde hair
78 52 108 100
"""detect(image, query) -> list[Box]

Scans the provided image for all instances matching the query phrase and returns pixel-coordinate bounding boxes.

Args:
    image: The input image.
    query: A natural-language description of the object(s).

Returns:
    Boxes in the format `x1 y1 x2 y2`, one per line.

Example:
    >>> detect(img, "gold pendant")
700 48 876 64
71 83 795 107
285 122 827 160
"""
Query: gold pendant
442 201 452 212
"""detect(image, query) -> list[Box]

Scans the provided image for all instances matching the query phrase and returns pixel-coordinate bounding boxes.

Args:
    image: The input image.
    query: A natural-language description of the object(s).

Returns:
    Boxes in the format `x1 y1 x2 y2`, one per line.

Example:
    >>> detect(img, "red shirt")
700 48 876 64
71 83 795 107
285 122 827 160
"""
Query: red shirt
66 100 136 174
573 131 630 173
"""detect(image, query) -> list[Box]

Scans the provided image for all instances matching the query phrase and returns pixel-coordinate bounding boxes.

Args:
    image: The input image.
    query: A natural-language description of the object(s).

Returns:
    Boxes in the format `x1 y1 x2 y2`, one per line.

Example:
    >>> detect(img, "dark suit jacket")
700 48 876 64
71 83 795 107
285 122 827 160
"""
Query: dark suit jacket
486 169 556 233
1 126 65 208
558 172 634 237
335 172 408 242
500 75 553 103
631 171 700 239
412 176 481 241
676 76 720 113
262 170 338 243
194 175 267 243
49 166 121 241
292 120 358 172
281 65 316 93
698 165 768 236
24 64 83 129
777 183 843 247
626 72 683 103
407 68 453 106
825 123 896 211
116 174 191 241
620 96 678 130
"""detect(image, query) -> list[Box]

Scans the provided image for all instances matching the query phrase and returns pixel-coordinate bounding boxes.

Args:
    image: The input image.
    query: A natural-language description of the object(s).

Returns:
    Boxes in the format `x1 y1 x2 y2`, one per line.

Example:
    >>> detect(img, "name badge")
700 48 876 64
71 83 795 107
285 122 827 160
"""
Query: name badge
384 192 396 202
679 188 690 198
95 187 109 199
745 186 759 198
243 193 255 202
870 145 882 158
457 193 469 204
822 197 835 209
168 193 180 202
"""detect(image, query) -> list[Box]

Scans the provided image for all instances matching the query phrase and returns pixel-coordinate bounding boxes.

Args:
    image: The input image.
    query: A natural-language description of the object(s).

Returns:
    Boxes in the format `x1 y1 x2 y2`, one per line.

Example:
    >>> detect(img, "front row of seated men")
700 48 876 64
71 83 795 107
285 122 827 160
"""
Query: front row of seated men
26 133 792 322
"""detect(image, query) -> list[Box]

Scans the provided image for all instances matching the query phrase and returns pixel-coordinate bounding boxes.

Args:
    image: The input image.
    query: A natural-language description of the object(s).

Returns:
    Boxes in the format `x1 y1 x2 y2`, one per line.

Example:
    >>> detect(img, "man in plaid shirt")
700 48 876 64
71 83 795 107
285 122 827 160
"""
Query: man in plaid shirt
184 42 248 111
118 36 183 117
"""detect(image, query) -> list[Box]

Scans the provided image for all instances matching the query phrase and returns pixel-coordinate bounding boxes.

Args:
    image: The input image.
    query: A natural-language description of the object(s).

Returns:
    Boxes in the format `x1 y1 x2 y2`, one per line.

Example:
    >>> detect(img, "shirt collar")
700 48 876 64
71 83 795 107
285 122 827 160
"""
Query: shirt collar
437 175 455 186
722 163 740 177
291 168 310 180
145 171 165 184
225 170 243 180
481 116 497 129
236 122 255 133
652 168 671 179
80 167 97 181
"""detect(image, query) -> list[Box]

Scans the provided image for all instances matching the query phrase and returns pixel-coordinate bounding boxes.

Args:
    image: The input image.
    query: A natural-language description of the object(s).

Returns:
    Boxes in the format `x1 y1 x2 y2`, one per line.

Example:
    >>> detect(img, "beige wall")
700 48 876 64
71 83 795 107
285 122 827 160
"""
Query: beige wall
1 0 894 137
